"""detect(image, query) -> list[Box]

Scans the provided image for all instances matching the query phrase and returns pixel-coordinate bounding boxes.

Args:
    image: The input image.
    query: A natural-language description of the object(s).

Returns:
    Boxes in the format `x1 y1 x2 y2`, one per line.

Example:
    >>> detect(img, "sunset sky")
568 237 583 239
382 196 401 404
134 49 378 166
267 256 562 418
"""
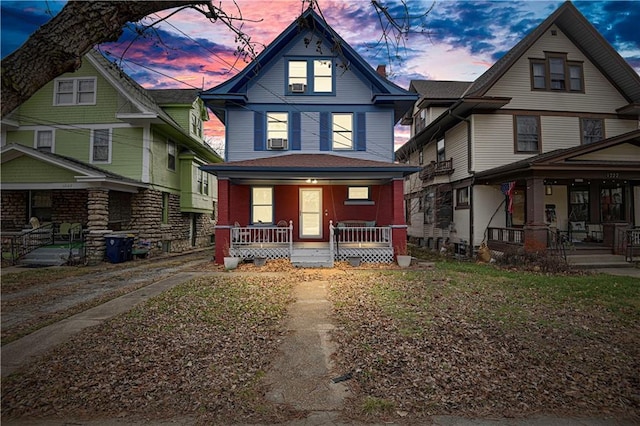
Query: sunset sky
2 0 639 151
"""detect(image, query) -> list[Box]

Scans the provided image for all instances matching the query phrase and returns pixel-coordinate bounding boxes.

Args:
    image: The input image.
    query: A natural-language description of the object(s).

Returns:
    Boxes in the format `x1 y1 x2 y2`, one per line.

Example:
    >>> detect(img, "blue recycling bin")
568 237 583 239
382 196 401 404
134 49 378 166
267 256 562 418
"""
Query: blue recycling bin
105 234 134 263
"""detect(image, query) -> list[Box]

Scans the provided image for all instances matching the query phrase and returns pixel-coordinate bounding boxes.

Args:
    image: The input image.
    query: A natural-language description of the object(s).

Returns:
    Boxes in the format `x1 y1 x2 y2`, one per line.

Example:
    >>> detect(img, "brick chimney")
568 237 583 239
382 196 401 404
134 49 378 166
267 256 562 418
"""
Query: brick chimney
376 64 387 78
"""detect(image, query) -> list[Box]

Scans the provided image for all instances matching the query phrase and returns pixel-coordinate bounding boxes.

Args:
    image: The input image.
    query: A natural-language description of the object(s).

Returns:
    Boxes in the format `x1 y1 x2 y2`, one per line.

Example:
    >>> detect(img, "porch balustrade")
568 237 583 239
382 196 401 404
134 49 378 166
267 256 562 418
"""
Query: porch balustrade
229 221 293 260
329 220 394 263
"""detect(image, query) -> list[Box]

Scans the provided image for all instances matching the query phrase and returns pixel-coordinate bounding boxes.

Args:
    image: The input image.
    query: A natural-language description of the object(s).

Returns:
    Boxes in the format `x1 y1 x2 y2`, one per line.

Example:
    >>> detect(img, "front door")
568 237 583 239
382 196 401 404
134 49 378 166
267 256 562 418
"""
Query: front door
299 188 322 238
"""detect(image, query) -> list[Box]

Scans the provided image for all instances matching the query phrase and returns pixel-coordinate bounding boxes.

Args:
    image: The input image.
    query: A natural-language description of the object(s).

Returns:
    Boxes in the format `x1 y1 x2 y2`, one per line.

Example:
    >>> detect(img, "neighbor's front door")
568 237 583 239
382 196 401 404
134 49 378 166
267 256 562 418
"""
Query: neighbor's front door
299 188 322 238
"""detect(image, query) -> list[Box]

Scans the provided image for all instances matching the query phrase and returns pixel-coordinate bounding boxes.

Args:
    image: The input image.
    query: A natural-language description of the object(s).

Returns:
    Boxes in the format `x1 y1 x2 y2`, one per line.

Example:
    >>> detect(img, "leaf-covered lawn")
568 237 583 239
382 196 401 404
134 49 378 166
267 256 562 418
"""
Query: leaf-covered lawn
329 264 640 422
1 274 298 424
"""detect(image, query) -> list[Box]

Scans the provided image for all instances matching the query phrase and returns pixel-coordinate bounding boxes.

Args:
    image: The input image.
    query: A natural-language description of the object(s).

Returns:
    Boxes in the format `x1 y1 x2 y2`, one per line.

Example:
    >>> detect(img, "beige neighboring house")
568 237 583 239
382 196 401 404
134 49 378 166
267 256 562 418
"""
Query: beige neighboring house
396 1 640 257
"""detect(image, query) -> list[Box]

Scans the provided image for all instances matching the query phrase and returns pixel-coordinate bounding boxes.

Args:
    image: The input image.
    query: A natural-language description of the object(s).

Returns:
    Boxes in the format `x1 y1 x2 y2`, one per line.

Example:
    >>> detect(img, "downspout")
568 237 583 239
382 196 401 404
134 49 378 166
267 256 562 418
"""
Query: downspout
448 108 475 255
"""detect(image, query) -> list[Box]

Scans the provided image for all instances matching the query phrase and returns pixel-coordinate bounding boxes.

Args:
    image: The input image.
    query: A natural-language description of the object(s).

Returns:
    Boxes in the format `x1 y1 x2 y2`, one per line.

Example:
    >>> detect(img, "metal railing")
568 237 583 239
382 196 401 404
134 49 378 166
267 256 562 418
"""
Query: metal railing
623 227 640 262
1 223 55 265
419 158 454 181
486 227 524 245
547 228 567 262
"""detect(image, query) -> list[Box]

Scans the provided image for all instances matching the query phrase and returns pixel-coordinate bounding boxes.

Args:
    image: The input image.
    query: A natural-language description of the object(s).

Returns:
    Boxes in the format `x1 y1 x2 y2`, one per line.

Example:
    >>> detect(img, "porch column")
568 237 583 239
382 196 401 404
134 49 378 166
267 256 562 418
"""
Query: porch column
390 178 408 256
214 178 231 264
85 188 110 265
524 177 547 252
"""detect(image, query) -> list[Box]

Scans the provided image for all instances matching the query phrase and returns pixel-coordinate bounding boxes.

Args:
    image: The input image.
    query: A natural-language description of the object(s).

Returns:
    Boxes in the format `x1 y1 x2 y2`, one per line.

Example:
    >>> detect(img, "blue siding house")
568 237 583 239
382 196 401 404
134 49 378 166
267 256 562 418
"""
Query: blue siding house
201 7 418 266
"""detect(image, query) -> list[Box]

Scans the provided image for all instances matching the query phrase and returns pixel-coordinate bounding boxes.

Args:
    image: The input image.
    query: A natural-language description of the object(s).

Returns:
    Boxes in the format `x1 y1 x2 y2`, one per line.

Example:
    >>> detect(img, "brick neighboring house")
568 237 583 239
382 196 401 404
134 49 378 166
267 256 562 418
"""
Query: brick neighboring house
1 49 222 264
396 1 640 256
200 7 418 266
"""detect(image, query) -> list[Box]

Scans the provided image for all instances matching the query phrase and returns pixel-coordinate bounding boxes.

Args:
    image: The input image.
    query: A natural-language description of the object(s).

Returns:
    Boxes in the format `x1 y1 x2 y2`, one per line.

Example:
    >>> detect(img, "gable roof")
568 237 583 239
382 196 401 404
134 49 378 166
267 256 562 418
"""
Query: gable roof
410 80 473 101
396 1 640 160
86 51 220 163
464 1 640 103
0 144 148 192
200 8 417 124
148 89 200 105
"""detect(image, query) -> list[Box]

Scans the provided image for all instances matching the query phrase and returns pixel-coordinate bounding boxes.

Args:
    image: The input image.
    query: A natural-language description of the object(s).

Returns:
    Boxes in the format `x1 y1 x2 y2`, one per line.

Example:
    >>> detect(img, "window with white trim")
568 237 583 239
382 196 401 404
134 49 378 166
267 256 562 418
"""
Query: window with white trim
332 113 353 150
251 187 273 224
36 130 53 153
54 77 96 105
91 128 111 163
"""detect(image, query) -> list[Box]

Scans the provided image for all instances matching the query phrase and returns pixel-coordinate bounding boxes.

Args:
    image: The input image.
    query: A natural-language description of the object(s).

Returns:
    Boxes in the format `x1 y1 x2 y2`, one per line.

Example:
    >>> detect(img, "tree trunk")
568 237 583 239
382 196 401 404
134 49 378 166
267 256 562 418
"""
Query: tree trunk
1 0 206 118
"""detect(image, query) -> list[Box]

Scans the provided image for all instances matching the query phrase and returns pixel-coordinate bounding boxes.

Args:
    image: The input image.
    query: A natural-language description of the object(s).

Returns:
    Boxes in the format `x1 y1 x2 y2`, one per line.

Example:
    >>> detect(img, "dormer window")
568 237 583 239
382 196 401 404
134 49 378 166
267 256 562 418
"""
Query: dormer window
287 58 334 95
191 113 202 138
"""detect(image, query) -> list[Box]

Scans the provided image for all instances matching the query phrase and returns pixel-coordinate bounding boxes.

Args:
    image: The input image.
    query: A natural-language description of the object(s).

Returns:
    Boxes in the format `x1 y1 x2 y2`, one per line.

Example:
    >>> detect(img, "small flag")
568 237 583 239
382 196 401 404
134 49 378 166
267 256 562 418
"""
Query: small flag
501 181 516 214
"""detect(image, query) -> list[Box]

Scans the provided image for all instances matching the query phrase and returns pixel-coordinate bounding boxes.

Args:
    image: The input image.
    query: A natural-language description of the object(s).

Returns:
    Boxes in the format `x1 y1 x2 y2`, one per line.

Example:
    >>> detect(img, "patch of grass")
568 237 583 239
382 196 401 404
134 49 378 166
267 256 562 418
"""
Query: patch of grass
360 396 395 416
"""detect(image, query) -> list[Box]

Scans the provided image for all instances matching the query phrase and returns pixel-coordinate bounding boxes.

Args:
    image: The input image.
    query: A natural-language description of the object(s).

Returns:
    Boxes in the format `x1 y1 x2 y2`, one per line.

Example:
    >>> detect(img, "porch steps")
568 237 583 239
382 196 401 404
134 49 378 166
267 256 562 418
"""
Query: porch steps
566 254 633 269
19 247 79 267
290 247 333 268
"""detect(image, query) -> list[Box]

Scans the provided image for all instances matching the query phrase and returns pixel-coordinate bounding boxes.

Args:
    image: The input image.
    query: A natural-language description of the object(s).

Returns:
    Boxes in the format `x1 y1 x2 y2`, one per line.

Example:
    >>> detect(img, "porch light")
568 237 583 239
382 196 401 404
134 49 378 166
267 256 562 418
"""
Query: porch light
545 185 552 195
305 178 318 184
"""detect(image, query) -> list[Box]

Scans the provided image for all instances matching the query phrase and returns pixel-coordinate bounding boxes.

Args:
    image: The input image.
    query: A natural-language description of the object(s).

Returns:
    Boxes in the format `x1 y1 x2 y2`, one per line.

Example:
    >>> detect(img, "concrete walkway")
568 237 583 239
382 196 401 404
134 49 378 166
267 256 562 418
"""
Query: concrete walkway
264 279 349 421
1 272 201 378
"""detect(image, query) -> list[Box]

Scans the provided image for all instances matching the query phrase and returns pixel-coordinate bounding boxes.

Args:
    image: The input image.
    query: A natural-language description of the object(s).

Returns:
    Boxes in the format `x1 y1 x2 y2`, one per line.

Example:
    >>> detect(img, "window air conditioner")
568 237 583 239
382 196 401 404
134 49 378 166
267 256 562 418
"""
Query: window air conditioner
268 138 287 149
289 83 306 93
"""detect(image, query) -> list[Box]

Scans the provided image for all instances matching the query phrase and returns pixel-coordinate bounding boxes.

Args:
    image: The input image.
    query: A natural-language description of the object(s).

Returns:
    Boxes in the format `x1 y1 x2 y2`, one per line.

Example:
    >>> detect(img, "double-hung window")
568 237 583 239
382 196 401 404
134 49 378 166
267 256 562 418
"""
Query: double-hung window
251 187 273 224
313 60 332 92
91 128 111 163
167 140 176 171
36 130 54 153
581 118 603 144
267 112 288 149
287 58 333 94
515 115 540 153
332 113 353 150
530 53 583 92
54 77 96 105
191 113 202 138
436 139 445 163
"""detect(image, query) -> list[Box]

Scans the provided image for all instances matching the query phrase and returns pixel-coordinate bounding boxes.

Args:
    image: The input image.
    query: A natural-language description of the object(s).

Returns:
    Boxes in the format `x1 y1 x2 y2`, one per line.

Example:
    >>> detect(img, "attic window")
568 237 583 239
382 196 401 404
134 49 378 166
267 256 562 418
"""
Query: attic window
54 77 96 105
287 58 334 94
530 53 584 92
551 29 557 36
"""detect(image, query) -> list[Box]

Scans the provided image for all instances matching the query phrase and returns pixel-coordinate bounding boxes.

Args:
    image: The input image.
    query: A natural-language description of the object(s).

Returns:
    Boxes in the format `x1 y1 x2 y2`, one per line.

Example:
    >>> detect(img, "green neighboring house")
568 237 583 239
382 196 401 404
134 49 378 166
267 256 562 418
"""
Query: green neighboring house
1 49 222 264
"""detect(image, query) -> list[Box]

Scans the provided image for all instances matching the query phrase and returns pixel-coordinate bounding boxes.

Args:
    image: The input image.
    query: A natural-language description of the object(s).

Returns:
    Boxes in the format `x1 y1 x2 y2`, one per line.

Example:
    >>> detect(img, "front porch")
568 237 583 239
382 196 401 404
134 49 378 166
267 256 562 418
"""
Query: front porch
227 221 394 267
486 225 640 266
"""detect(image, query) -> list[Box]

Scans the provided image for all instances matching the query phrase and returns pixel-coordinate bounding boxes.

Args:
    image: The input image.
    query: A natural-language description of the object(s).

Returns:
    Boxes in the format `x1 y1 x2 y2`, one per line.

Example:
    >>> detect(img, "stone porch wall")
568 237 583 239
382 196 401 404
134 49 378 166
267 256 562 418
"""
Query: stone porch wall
129 189 214 255
1 190 87 232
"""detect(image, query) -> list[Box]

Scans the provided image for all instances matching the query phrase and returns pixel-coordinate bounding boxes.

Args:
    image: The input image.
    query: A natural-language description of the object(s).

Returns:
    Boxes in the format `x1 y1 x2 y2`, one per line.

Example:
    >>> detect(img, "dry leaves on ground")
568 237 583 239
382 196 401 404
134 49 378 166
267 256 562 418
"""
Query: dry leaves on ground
1 274 301 424
328 269 640 423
